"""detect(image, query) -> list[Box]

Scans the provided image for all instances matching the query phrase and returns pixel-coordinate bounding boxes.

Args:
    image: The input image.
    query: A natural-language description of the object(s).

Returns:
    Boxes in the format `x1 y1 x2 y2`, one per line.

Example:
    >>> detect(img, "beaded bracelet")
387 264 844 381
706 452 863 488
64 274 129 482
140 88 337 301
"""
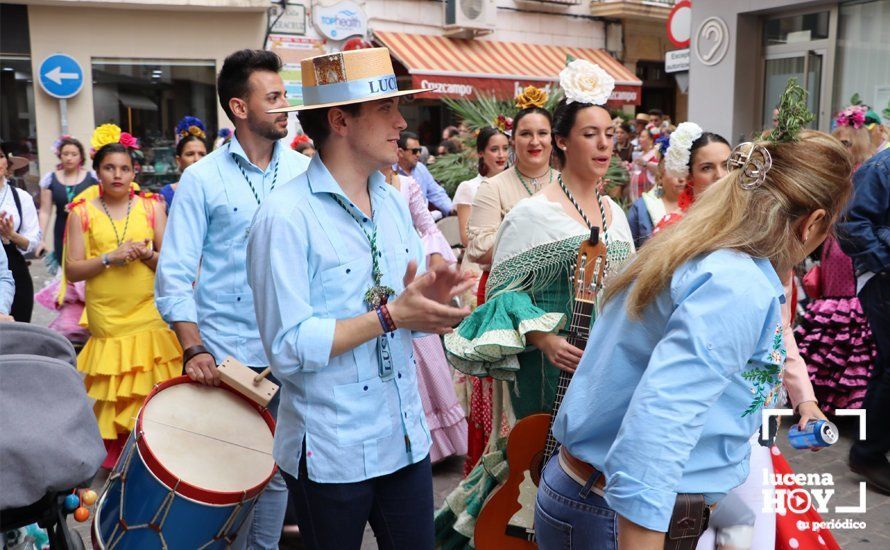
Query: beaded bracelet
376 304 397 333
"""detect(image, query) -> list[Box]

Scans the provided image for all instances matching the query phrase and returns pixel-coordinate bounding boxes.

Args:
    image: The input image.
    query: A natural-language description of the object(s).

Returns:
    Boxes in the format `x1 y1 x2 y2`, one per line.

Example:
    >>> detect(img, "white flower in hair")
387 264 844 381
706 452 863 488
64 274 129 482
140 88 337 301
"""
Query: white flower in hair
559 59 615 106
664 122 704 178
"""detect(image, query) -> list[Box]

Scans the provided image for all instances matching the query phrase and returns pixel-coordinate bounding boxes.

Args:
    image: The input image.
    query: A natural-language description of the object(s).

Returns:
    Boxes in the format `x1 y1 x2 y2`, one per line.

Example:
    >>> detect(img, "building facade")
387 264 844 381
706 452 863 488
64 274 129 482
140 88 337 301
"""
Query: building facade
688 0 890 144
2 0 668 180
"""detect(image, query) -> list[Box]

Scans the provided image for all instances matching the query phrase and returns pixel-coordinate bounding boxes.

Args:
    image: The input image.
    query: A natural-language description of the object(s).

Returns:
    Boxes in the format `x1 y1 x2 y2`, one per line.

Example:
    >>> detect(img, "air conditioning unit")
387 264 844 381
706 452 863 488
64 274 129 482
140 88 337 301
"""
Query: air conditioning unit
444 0 496 38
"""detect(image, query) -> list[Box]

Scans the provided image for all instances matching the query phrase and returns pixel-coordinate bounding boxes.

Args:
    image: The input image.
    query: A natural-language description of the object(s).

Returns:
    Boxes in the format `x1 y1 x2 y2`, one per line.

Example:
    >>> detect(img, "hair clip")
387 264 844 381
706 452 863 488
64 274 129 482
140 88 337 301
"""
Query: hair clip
727 142 772 190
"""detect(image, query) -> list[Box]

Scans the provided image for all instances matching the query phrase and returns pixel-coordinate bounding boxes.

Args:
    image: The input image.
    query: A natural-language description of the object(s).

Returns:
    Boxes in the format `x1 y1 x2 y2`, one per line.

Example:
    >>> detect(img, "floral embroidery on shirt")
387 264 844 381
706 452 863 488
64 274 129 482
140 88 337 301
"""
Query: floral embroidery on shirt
742 323 786 416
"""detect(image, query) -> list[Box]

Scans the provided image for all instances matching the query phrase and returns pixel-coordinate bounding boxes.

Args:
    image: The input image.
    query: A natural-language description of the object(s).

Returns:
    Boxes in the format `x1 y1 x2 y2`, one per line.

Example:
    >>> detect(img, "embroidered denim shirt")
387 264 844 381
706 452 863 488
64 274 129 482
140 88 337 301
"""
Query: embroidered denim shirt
553 249 786 532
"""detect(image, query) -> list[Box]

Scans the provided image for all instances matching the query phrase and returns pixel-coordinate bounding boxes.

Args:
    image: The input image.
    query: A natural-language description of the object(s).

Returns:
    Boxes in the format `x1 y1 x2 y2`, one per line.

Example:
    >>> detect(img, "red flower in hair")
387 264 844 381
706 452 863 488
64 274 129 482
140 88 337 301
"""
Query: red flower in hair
119 132 140 149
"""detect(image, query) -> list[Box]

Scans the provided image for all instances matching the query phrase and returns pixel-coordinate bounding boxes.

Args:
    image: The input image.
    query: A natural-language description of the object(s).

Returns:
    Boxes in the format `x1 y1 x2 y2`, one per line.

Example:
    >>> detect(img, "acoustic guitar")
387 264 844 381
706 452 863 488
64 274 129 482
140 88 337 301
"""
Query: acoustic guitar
474 227 607 548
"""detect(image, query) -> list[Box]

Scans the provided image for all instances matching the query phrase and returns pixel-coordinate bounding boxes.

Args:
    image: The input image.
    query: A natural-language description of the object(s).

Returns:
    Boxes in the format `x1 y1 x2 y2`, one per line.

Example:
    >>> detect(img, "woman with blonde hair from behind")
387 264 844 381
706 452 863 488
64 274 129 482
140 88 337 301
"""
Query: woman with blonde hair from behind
540 80 853 550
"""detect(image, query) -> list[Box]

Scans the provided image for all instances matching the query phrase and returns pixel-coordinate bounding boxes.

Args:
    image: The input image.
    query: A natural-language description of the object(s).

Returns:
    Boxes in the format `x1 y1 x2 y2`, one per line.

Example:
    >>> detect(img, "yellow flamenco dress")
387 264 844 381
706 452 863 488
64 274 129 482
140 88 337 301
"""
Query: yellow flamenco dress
64 189 181 466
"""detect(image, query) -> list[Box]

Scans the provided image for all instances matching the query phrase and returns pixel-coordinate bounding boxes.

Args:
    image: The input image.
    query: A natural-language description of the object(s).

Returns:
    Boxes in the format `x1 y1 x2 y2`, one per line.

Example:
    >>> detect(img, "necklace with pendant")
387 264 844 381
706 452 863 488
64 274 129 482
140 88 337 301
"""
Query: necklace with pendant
558 174 610 280
515 165 553 196
331 195 395 309
99 195 134 247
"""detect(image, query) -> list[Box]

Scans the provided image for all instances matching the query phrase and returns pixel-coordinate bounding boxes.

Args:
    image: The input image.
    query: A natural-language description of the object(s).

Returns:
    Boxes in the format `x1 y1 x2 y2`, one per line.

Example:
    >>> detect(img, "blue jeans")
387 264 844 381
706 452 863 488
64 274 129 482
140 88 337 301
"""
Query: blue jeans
535 455 619 550
234 369 288 550
282 454 434 550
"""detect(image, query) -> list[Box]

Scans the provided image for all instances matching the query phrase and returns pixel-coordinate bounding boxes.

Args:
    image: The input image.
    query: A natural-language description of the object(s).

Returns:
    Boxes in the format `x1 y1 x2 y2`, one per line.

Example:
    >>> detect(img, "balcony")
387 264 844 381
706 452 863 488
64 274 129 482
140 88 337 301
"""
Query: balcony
589 0 675 22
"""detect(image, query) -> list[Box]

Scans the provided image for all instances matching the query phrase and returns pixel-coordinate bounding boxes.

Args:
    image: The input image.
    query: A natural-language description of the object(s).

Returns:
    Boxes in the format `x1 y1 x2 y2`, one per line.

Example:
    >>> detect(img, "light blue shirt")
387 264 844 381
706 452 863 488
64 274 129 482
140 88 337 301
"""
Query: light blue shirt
395 162 453 215
0 251 14 315
553 249 787 532
247 154 431 483
155 135 310 365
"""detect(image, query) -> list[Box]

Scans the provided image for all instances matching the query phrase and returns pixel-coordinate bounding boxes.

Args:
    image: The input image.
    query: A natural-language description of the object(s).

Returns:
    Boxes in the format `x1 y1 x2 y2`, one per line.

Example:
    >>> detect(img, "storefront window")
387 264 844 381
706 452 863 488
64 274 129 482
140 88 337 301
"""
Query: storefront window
763 11 830 46
0 56 36 163
1 4 37 178
832 0 890 116
91 58 217 190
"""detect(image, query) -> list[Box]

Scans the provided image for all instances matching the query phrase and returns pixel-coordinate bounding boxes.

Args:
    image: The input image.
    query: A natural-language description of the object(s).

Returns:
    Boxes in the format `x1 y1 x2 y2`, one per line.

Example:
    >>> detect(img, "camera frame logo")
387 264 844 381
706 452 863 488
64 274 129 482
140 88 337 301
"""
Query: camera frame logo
760 408 868 532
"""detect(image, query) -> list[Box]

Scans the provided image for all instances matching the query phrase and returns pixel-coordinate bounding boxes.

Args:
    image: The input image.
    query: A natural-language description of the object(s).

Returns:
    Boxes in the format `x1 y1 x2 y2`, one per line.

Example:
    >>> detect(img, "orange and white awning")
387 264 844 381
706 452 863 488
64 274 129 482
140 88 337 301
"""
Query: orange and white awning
373 31 642 106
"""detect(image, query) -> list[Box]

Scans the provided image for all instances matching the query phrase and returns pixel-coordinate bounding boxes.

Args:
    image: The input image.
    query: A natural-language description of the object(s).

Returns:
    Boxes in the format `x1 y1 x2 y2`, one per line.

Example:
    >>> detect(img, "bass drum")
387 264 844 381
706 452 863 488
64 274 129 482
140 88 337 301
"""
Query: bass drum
93 377 276 549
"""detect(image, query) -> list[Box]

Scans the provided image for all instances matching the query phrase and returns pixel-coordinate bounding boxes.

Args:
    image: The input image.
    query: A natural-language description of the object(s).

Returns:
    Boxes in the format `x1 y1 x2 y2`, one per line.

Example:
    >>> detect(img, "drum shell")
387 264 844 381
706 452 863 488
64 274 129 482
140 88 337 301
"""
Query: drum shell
92 377 277 549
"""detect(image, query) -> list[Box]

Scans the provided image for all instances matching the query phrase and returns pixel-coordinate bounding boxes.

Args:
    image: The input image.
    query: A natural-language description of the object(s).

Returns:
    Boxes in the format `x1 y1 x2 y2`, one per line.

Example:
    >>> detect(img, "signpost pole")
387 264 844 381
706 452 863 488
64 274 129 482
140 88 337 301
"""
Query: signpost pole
59 99 69 135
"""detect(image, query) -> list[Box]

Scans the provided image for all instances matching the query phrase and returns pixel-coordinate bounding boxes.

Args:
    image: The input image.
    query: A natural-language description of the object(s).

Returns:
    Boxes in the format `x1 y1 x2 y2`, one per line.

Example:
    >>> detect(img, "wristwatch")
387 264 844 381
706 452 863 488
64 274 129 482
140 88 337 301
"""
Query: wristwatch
101 254 111 268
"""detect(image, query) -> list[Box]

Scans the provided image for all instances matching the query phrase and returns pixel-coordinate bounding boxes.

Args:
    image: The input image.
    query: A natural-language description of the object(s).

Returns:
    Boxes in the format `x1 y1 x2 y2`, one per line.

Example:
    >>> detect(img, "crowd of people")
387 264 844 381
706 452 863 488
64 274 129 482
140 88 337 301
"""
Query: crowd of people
2 44 889 550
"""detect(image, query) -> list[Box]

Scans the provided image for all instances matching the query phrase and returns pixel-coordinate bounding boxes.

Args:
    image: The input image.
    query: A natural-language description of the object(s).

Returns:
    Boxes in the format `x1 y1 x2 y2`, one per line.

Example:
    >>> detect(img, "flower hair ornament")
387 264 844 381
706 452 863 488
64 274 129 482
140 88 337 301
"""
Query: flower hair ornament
89 124 140 158
559 59 615 106
834 105 868 129
664 122 703 178
52 135 74 157
514 85 548 110
492 114 514 136
176 116 207 141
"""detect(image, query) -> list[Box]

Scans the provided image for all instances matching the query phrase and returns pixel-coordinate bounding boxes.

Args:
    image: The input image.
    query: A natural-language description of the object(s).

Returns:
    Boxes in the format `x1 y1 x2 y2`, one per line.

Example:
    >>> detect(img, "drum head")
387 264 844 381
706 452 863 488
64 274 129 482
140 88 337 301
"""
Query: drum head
141 383 275 494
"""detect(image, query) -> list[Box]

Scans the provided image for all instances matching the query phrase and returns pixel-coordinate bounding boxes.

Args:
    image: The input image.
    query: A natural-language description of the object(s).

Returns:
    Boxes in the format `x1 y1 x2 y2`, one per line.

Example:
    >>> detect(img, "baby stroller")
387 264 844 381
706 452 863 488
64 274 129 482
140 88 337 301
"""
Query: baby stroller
1 323 105 549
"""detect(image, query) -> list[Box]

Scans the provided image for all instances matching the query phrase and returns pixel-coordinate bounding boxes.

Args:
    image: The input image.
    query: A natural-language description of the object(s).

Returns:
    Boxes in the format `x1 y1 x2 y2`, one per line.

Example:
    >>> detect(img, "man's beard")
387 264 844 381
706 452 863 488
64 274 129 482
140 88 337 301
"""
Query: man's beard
248 115 288 141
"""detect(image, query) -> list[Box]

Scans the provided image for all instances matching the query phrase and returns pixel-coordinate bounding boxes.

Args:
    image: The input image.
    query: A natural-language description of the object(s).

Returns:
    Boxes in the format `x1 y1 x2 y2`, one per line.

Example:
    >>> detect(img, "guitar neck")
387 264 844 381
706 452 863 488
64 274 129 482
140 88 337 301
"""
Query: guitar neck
542 299 594 461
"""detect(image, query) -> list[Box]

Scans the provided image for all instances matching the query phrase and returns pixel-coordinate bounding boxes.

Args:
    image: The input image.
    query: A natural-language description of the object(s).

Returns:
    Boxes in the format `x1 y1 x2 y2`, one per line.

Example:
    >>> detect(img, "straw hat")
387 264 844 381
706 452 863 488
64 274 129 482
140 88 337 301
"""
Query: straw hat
634 113 650 122
269 48 429 113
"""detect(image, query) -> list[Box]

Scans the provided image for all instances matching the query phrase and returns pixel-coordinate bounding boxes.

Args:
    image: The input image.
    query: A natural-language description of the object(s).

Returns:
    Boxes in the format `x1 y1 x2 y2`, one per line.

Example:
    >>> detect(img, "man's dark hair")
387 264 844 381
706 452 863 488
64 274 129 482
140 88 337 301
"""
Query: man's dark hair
443 126 460 139
647 108 664 117
297 103 362 151
398 131 420 150
217 49 282 122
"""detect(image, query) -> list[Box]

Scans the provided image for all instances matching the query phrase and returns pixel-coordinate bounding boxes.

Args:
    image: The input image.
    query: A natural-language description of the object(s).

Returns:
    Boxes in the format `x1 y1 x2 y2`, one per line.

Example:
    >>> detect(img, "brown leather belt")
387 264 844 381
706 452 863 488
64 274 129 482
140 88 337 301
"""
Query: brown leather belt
560 447 606 491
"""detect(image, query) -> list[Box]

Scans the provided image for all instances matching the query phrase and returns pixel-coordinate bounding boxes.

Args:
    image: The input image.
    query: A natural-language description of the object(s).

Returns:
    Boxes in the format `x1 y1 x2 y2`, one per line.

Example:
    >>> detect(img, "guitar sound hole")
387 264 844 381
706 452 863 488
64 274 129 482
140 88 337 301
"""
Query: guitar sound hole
530 452 545 486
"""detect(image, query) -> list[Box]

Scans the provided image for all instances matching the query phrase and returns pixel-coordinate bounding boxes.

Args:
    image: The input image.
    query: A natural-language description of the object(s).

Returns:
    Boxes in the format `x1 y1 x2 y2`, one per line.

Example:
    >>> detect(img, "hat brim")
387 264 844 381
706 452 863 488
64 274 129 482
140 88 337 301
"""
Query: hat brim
269 88 431 113
10 156 29 171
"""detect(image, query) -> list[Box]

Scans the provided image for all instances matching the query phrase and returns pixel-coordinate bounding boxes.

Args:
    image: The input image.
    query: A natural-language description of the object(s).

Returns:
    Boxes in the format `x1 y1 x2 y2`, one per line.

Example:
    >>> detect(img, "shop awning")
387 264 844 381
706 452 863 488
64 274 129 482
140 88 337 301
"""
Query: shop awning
373 31 642 106
118 92 158 111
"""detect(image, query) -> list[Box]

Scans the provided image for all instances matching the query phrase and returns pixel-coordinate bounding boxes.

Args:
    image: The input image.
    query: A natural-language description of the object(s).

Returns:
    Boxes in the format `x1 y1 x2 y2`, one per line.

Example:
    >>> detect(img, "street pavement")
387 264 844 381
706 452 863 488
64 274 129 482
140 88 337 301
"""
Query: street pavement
28 261 888 549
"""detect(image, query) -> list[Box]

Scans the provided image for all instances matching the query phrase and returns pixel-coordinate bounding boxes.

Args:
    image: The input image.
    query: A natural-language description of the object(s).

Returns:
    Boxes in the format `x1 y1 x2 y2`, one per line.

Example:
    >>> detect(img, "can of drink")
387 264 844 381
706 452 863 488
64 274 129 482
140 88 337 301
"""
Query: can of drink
788 420 839 449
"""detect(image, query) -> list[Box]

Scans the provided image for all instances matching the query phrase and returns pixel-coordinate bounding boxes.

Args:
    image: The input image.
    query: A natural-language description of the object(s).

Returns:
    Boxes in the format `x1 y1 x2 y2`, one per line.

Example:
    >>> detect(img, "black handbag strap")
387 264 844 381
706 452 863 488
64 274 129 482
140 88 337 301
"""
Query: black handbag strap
9 182 23 233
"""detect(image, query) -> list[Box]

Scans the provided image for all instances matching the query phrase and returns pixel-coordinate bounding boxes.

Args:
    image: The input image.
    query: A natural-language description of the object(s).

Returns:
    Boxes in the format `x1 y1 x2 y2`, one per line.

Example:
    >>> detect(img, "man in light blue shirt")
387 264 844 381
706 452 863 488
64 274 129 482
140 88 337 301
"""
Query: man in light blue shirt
395 131 453 218
247 48 473 549
155 49 309 550
0 251 14 319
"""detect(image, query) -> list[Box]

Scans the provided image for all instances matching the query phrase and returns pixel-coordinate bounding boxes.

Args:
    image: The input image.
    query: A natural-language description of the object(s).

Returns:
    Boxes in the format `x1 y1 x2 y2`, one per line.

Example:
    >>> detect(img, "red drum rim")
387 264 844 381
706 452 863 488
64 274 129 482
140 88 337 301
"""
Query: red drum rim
135 376 278 505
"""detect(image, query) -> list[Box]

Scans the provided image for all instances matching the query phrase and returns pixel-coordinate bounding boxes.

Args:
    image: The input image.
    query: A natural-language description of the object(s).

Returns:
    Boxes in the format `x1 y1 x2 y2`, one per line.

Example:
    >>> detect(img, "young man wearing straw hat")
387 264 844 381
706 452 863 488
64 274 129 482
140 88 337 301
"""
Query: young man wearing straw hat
246 48 475 549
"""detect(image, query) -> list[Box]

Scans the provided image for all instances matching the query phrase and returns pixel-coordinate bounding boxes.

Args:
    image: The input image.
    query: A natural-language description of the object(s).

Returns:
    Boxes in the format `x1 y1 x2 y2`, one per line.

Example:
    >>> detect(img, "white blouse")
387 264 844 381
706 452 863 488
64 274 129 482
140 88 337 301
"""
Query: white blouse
453 174 483 207
0 179 41 255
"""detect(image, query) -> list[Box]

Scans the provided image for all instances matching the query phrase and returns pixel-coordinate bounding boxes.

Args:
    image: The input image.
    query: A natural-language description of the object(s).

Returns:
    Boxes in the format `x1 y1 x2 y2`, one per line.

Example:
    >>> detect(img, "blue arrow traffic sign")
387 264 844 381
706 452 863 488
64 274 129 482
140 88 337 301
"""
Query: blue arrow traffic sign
38 54 84 99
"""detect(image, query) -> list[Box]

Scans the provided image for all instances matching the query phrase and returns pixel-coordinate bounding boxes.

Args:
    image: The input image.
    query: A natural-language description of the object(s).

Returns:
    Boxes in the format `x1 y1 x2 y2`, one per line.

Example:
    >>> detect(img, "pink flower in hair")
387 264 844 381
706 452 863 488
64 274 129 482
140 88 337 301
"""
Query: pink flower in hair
119 132 140 149
834 105 867 129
